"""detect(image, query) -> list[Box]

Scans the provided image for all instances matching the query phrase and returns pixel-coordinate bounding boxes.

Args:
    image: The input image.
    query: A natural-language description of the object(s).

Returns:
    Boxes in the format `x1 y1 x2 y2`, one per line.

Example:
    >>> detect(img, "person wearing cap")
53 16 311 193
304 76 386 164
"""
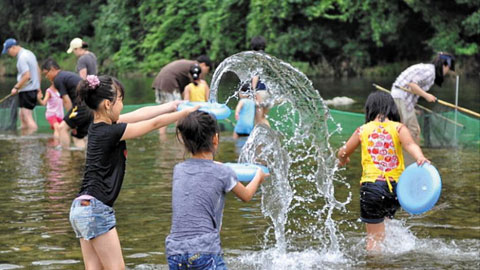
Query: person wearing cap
2 38 41 133
391 52 455 144
67 38 97 79
151 55 212 135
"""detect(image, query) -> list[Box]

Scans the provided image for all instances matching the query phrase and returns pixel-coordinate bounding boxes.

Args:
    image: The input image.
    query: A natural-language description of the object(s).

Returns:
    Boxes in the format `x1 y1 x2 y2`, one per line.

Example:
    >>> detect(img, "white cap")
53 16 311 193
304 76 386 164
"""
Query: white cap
67 38 83 53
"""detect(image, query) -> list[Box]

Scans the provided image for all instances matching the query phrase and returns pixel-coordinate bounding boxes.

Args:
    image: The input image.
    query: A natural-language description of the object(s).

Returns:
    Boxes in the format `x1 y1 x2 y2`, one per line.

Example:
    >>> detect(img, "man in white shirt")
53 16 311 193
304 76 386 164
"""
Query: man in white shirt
2 38 41 133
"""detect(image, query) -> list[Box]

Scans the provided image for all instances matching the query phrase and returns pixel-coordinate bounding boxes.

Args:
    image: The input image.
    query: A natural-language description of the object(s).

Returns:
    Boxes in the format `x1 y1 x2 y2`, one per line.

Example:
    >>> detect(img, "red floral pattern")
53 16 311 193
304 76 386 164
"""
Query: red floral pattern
366 125 399 172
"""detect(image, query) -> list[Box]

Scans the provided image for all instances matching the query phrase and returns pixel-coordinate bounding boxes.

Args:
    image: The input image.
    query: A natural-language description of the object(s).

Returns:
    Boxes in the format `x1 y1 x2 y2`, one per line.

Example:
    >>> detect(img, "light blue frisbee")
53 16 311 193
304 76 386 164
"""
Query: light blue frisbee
224 163 269 182
396 163 442 215
177 101 231 120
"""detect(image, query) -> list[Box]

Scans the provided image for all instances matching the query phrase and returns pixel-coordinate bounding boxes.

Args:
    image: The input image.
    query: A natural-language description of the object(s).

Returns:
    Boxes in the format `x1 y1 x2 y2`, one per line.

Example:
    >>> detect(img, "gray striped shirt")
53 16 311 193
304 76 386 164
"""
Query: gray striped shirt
391 63 435 110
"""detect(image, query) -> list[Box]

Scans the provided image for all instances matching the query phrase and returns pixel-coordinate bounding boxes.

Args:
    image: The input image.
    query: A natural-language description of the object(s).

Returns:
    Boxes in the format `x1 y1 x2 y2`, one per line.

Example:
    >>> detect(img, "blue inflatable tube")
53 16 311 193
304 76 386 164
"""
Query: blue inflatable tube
396 163 442 215
224 163 269 182
177 101 231 120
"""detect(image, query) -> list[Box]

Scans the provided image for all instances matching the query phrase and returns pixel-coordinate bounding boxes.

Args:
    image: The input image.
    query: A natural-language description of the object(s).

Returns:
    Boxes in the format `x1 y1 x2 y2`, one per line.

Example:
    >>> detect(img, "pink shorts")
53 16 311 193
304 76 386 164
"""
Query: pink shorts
47 116 63 130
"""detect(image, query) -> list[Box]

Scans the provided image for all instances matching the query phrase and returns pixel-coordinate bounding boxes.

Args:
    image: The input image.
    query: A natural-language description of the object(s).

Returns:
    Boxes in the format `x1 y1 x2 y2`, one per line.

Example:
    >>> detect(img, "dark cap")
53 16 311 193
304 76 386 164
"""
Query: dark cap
438 52 455 71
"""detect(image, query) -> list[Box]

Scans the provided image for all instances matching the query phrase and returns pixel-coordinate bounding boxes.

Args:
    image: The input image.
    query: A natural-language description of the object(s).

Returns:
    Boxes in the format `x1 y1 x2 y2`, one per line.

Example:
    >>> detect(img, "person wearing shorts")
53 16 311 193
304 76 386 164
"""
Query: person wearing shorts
337 91 429 252
70 195 116 241
41 58 93 149
360 181 400 224
37 86 64 138
152 55 212 135
2 38 41 133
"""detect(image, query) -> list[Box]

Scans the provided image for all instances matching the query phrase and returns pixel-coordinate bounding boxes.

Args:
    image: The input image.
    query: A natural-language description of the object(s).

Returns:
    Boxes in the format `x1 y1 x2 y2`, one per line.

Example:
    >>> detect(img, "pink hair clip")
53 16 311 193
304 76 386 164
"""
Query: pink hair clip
86 75 100 89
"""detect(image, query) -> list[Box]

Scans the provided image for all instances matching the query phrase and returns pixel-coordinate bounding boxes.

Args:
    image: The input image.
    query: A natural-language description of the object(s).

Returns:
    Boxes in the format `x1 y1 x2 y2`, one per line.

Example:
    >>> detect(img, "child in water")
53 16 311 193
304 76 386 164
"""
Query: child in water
233 83 255 139
69 75 198 269
166 110 269 269
337 91 429 252
183 64 210 102
254 90 272 127
37 85 64 139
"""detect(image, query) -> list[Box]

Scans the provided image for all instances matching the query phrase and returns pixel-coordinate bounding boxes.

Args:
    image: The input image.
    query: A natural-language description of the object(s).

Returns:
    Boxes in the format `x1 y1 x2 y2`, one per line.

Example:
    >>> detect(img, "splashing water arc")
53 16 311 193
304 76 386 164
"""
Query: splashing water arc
210 51 352 265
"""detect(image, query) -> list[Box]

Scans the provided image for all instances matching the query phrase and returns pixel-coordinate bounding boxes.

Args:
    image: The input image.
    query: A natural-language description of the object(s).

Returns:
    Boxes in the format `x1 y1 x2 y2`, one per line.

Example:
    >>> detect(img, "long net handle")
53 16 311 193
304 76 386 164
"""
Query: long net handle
393 84 480 118
372 84 464 128
0 93 14 104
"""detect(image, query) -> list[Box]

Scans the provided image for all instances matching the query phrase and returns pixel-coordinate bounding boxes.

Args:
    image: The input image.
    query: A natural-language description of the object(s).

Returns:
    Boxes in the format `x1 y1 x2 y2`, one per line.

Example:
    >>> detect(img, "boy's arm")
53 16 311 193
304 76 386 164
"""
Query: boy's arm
337 130 361 166
398 124 429 165
231 168 268 202
251 76 259 90
235 100 244 120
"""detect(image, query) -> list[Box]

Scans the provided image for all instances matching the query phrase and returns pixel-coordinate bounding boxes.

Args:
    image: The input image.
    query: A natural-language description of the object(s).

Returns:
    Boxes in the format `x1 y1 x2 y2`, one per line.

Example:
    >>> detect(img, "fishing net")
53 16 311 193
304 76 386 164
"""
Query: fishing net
0 94 18 131
418 106 480 148
327 107 479 148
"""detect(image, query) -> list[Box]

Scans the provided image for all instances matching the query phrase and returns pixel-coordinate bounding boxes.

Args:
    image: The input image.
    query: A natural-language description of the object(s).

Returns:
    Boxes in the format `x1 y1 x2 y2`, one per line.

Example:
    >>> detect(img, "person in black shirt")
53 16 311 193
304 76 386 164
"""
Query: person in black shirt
41 58 93 149
69 74 198 269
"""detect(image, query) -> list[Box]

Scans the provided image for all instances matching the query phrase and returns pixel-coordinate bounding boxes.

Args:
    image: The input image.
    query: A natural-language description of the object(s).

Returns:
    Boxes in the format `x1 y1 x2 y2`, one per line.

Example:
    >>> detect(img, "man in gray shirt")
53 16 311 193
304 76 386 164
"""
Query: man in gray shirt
2 38 41 133
67 38 97 79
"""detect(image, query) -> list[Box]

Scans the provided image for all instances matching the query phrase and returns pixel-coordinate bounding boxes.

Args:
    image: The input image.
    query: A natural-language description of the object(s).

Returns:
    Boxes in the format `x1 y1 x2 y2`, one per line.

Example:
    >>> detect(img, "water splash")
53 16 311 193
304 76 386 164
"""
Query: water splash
210 51 351 264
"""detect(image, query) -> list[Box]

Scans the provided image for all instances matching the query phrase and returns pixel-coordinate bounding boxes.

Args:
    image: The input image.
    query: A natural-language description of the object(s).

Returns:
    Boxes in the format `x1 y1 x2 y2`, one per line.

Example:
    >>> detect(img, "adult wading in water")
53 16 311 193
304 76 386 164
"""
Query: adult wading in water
2 38 41 134
67 38 98 79
391 52 455 145
151 55 212 137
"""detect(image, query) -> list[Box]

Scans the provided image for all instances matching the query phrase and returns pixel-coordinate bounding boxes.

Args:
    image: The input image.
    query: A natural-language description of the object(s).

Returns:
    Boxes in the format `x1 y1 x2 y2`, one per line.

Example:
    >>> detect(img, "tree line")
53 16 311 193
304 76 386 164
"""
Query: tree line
0 0 478 77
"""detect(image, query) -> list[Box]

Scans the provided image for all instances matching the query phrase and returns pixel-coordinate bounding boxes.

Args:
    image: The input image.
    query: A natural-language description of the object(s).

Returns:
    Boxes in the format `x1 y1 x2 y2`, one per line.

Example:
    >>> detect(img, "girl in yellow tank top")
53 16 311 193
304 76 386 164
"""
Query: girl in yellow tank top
183 64 210 102
337 91 429 252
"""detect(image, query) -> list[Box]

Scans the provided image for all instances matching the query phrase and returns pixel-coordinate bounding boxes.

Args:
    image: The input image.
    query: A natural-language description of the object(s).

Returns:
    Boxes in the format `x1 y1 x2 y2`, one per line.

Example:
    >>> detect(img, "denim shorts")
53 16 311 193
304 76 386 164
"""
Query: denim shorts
168 253 227 270
69 195 116 240
360 181 400 224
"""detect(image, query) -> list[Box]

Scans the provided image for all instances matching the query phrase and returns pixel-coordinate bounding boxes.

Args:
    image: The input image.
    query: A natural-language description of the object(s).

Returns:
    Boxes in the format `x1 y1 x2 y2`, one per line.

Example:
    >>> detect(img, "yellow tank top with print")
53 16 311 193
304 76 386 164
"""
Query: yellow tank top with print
188 82 207 102
359 121 405 191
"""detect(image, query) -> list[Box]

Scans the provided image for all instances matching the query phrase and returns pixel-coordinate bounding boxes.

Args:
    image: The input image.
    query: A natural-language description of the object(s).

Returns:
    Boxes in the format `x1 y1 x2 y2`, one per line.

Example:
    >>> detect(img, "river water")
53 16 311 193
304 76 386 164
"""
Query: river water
0 60 478 269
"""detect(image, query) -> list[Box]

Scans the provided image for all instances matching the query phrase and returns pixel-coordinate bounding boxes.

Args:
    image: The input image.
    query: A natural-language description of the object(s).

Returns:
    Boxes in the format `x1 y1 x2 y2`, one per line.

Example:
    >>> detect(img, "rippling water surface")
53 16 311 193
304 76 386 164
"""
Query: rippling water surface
0 133 478 269
0 56 478 269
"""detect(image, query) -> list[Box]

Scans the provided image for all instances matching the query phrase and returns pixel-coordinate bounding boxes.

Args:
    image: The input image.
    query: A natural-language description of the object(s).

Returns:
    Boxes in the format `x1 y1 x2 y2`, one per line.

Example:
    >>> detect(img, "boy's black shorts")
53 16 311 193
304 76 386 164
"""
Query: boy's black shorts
63 104 93 139
360 181 400 224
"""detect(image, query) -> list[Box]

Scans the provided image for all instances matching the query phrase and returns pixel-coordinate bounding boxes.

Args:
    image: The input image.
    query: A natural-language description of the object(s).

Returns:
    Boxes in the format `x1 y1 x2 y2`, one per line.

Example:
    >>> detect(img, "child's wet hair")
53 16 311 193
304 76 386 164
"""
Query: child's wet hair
176 111 220 155
77 75 125 110
364 91 400 123
240 82 251 92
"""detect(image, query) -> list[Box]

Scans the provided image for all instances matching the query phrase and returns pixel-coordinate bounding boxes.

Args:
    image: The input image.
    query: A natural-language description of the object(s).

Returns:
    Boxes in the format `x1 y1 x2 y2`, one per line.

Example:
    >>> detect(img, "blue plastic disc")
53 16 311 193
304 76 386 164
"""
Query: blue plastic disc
396 163 442 215
178 101 231 120
224 163 269 182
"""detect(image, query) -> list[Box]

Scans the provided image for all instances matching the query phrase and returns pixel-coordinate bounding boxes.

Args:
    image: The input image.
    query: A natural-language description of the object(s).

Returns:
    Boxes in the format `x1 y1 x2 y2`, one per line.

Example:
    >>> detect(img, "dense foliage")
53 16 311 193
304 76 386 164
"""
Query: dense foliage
0 0 478 76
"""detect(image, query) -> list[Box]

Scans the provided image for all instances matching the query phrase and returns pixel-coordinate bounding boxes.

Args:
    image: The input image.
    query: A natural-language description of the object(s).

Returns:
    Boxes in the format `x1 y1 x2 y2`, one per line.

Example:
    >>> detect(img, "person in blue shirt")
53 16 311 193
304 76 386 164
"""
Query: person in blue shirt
233 83 256 139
